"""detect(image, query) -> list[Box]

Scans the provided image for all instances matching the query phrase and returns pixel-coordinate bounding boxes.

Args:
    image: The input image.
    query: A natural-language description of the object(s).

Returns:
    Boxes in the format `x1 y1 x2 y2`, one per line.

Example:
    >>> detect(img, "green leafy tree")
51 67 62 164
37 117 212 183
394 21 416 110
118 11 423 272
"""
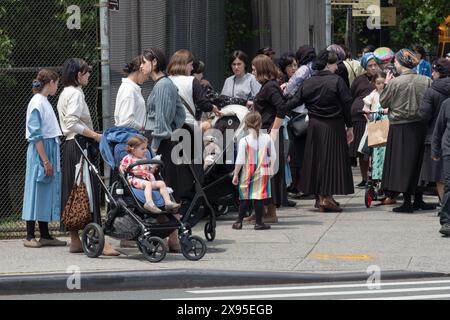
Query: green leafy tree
389 0 450 54
224 0 268 76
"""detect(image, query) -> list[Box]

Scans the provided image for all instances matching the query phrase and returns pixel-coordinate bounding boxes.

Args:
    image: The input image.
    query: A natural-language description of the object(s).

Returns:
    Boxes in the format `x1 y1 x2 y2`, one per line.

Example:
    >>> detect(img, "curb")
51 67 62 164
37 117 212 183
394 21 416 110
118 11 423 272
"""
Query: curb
0 269 448 295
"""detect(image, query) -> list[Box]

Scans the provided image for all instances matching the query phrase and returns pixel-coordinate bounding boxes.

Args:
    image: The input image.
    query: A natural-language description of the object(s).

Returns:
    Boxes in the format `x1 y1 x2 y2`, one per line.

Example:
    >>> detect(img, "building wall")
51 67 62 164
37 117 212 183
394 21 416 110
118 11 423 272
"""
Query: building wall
251 0 327 56
108 0 226 126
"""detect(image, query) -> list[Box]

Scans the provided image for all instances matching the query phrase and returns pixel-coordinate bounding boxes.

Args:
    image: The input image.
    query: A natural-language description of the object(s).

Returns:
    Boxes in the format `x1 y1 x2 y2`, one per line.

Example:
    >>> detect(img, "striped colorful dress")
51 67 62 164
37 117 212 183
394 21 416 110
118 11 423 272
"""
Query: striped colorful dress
236 133 276 200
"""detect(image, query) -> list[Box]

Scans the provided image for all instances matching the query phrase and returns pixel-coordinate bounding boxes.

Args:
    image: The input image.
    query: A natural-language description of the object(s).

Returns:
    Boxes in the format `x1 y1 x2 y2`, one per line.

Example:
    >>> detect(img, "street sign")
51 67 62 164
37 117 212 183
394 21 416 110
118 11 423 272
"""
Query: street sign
331 0 381 17
109 0 119 11
353 0 380 17
381 7 397 26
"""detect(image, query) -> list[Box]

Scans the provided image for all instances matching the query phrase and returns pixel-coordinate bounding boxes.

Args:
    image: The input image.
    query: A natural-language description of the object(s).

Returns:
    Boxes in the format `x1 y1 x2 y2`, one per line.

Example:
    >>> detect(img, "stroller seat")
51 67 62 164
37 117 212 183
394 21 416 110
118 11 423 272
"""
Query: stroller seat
114 143 165 208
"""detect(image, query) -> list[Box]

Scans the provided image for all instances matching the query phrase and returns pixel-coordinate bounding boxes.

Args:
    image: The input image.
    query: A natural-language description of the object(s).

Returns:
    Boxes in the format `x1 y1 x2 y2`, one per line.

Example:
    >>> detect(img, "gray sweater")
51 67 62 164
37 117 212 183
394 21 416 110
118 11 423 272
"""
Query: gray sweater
146 77 186 151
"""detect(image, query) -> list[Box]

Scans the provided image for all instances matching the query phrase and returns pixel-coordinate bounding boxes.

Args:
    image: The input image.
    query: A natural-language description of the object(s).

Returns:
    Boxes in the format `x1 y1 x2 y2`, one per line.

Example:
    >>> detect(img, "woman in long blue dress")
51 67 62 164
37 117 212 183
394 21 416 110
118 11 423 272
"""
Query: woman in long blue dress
22 69 67 248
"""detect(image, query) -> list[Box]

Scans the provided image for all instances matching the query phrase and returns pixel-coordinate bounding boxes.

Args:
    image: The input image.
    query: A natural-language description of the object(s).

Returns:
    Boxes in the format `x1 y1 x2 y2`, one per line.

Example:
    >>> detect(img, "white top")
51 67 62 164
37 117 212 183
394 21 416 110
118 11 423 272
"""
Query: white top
236 133 276 166
363 89 381 112
26 93 62 139
169 75 197 125
221 73 261 100
114 78 147 130
57 86 94 140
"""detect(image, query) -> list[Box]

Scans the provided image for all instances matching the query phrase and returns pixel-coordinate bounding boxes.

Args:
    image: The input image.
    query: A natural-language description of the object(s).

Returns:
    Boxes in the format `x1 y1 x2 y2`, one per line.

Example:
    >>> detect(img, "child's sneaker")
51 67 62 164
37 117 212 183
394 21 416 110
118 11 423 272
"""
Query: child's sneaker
144 202 163 214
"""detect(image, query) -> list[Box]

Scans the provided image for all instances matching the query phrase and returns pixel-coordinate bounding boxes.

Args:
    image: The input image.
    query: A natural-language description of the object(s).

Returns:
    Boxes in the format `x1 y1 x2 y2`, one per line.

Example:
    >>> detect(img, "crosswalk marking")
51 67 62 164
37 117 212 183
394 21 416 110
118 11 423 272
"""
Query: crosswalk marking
186 279 450 295
169 285 450 300
349 294 450 300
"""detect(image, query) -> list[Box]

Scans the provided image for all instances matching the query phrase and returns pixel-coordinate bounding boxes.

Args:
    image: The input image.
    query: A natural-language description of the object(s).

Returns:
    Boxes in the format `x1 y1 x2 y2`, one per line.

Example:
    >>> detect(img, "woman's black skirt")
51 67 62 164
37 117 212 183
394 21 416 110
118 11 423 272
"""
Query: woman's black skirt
381 121 427 194
299 117 354 195
348 121 367 158
157 136 204 203
61 138 101 229
271 127 287 206
287 115 308 191
419 144 444 184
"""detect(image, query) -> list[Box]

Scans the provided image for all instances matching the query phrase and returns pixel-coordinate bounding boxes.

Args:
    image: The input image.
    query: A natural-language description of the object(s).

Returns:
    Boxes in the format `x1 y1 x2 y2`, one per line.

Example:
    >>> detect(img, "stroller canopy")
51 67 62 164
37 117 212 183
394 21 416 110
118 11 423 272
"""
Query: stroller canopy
99 126 146 170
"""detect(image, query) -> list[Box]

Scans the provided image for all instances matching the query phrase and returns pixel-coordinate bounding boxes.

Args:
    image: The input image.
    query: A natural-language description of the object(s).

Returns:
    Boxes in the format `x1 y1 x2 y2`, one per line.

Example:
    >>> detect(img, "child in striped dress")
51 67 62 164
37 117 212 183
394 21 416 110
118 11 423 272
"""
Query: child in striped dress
232 112 276 230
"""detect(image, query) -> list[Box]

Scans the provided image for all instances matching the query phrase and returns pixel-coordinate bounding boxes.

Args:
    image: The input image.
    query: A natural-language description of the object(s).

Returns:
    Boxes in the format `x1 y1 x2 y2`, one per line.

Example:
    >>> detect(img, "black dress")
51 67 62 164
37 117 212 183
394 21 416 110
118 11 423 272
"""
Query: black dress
286 70 354 195
253 79 288 206
348 74 375 158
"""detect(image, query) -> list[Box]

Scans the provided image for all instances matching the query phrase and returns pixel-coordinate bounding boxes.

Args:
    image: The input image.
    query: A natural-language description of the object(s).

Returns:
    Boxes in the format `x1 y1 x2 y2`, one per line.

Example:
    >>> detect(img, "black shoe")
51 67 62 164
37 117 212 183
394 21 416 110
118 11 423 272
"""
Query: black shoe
254 224 271 231
393 204 414 213
283 200 297 208
356 180 367 188
413 201 437 211
439 224 450 237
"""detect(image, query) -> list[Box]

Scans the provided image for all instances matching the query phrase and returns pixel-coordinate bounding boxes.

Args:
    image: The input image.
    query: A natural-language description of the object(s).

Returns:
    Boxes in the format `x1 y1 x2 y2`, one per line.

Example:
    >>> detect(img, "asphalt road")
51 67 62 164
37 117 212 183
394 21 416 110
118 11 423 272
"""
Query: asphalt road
3 278 450 300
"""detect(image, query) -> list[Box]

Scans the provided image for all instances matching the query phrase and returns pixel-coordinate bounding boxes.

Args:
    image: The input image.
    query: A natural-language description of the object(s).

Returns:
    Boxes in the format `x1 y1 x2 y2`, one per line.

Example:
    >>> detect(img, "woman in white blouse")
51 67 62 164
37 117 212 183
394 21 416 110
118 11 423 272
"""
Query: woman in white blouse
114 55 151 131
58 58 119 256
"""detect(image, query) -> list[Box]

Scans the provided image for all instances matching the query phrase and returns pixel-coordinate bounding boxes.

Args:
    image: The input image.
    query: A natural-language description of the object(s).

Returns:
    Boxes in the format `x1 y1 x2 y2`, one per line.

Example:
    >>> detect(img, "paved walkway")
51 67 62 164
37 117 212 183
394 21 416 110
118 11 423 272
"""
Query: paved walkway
1 186 448 278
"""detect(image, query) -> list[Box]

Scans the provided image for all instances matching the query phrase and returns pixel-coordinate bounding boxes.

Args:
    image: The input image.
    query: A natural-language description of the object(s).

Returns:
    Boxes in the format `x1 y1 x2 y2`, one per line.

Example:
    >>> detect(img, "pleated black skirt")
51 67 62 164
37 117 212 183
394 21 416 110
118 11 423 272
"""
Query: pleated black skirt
419 144 444 184
299 117 354 195
348 121 367 158
61 138 101 228
381 121 427 194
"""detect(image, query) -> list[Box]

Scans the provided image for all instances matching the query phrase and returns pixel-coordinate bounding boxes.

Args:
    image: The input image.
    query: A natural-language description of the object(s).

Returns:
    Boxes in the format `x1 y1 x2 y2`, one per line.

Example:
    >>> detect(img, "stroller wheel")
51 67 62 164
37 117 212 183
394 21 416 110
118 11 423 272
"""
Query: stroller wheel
204 222 216 242
365 188 374 208
181 235 207 261
82 223 105 258
138 237 167 263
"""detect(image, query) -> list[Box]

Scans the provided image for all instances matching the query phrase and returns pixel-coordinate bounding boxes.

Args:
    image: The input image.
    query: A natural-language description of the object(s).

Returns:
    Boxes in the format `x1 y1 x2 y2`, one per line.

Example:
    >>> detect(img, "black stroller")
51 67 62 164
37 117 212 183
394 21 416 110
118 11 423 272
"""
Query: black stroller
177 105 248 241
75 130 207 263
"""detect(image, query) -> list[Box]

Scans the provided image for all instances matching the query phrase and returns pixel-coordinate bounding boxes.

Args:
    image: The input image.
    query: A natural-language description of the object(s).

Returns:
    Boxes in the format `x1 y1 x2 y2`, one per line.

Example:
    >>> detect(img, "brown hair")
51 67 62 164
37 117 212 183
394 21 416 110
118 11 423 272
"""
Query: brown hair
123 55 145 76
32 69 59 94
167 49 194 76
126 136 148 154
252 54 279 84
374 71 387 82
228 50 249 72
244 111 262 136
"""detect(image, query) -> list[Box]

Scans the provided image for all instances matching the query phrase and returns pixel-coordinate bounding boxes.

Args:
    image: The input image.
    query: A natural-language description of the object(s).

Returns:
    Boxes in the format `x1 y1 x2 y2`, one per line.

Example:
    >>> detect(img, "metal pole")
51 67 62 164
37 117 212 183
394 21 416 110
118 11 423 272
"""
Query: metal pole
99 0 111 186
325 0 332 46
99 0 111 131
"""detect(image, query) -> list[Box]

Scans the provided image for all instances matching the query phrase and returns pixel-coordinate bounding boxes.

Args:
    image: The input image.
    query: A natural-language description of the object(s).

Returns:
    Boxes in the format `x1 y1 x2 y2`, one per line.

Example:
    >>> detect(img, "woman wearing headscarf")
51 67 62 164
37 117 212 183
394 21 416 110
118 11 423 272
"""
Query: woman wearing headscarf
381 49 433 213
327 44 350 88
348 52 380 188
283 46 316 196
285 50 354 212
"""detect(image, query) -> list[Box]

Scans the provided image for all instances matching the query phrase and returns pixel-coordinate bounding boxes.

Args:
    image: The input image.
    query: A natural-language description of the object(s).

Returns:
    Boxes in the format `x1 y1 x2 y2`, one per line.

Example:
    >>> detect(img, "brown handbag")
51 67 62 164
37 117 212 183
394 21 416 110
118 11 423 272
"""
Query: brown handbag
368 119 390 148
61 157 92 231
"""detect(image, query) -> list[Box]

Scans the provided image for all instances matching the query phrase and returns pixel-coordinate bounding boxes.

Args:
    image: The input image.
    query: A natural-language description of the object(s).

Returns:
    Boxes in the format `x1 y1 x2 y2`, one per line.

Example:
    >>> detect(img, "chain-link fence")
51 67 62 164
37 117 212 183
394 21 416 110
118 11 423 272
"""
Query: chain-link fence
0 0 100 239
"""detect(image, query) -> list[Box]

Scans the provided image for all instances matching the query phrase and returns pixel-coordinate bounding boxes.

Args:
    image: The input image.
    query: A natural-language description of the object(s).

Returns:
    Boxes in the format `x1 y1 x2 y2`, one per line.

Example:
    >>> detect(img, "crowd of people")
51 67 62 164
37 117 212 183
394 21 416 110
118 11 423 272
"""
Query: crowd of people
21 44 450 252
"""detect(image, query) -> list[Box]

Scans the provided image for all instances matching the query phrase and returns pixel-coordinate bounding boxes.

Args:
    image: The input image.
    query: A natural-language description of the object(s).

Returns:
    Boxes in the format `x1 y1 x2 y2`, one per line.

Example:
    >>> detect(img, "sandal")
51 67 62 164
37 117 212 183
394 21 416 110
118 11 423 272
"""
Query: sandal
232 221 243 230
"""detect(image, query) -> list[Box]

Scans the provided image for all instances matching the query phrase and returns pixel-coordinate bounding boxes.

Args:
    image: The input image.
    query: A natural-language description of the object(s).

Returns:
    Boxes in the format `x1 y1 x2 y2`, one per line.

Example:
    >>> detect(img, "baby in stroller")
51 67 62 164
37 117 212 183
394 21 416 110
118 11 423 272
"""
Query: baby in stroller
120 136 181 214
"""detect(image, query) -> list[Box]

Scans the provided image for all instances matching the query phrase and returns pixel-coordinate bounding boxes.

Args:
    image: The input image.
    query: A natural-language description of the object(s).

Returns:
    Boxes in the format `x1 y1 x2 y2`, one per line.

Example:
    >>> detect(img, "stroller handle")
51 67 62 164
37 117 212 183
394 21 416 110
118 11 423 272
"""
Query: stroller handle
125 160 164 176
358 110 385 115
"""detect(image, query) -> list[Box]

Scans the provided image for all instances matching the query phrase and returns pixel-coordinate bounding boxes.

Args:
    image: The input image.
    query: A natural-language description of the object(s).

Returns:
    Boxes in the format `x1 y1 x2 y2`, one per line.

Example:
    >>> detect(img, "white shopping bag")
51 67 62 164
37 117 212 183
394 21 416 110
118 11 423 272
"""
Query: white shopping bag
358 124 369 154
75 151 93 213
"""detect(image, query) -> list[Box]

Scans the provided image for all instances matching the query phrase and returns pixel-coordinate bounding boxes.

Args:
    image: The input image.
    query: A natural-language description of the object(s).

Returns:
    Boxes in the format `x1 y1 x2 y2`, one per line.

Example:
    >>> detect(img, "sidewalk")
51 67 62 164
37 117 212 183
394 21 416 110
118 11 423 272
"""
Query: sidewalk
1 184 449 293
